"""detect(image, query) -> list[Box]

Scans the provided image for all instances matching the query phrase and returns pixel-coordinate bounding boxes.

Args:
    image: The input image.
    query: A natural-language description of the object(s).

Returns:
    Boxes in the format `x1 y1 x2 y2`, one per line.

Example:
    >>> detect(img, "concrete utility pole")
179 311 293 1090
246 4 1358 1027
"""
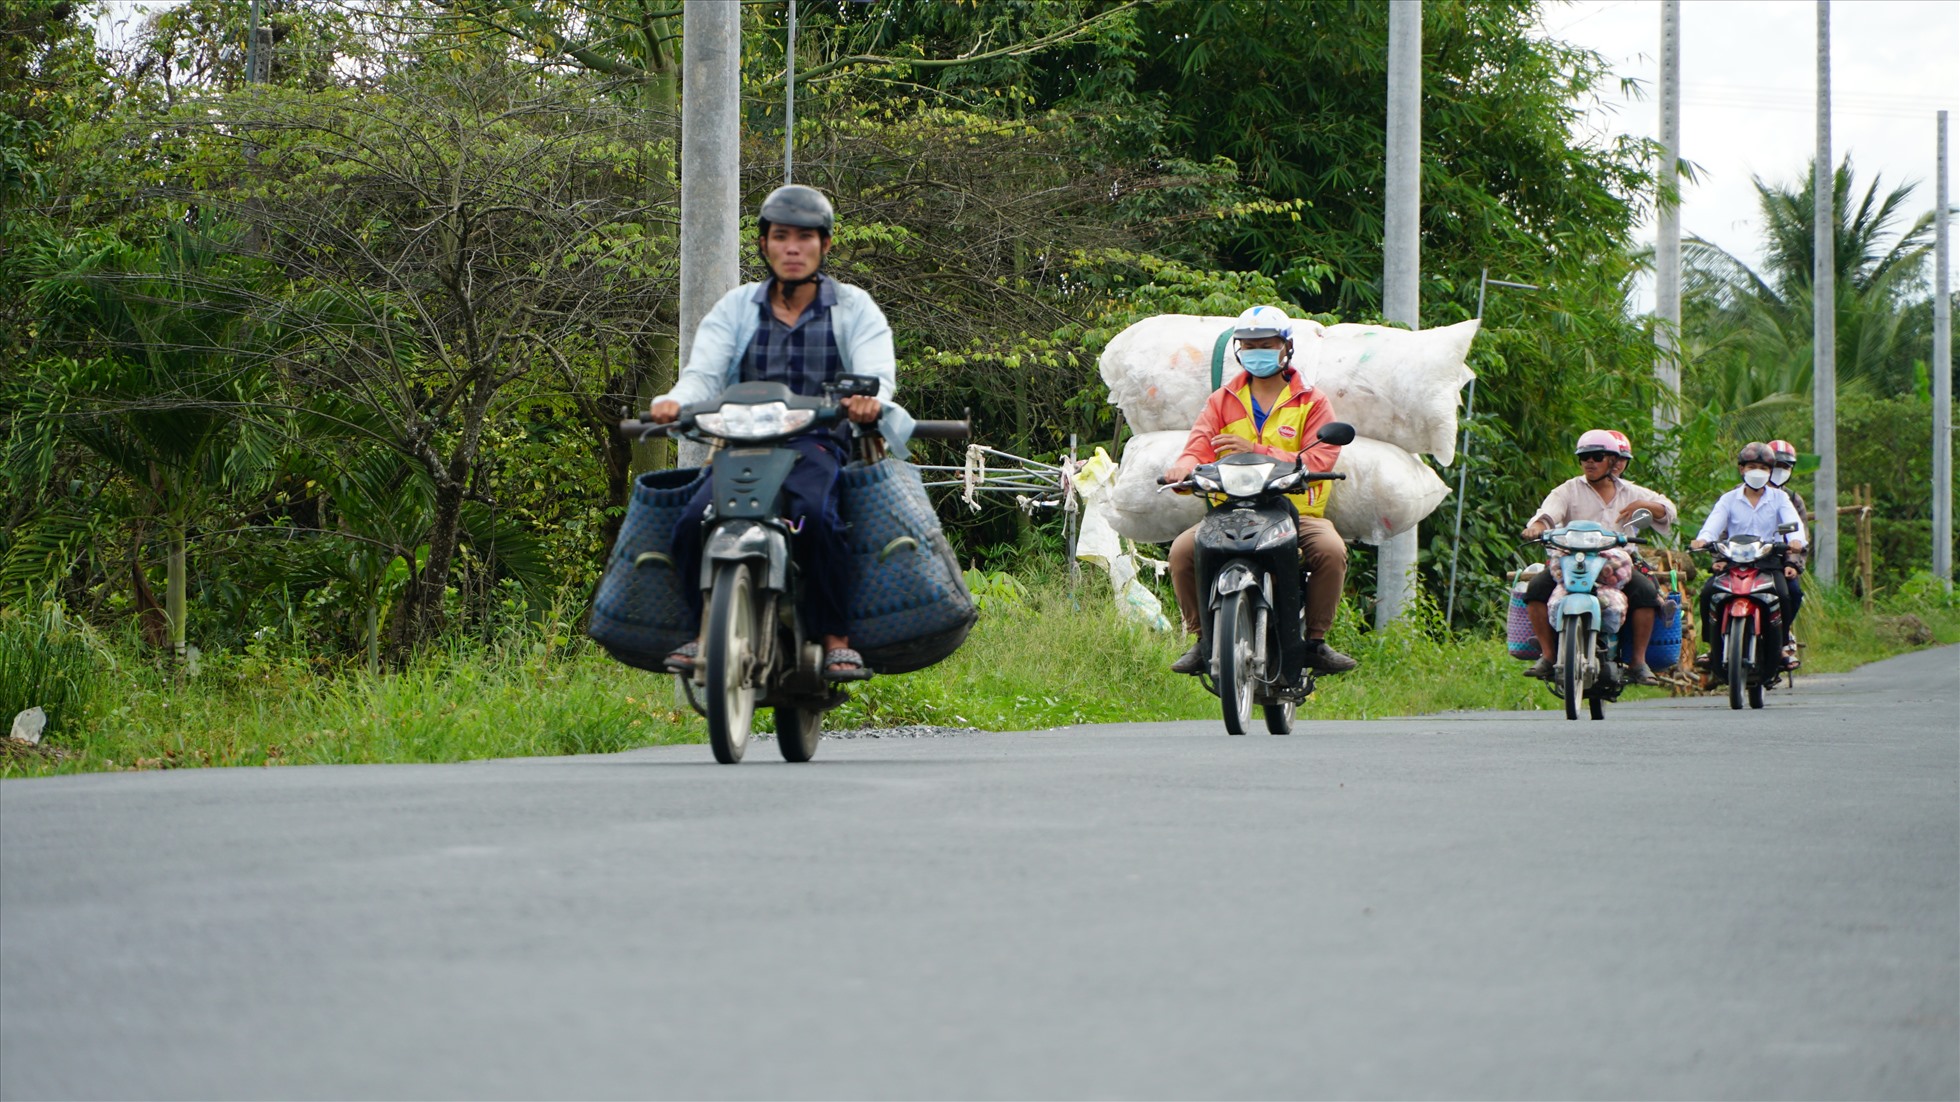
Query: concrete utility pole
784 0 797 184
1935 110 1952 589
1654 0 1682 431
678 0 742 467
1812 0 1838 585
1378 0 1422 628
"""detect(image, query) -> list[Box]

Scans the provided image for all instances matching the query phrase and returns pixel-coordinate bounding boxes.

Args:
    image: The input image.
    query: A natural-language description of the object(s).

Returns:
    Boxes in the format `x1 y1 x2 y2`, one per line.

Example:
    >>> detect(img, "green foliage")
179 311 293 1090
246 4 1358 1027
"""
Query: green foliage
0 602 105 741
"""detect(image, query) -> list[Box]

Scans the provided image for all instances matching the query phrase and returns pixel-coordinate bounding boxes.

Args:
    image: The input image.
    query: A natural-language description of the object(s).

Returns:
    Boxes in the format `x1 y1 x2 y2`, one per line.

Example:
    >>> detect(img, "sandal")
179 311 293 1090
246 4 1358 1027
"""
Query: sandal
663 640 698 673
823 646 875 682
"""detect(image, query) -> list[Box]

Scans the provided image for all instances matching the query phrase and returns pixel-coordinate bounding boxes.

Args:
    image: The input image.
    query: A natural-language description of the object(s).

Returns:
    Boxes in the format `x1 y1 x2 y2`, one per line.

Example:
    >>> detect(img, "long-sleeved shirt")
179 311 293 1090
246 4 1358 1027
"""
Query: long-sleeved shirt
1528 475 1677 534
655 276 916 453
1695 485 1806 546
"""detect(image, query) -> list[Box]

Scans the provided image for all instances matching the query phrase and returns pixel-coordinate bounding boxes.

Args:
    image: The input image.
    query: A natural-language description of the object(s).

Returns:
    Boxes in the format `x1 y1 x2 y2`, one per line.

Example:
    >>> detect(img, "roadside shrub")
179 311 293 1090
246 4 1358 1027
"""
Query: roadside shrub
0 603 104 740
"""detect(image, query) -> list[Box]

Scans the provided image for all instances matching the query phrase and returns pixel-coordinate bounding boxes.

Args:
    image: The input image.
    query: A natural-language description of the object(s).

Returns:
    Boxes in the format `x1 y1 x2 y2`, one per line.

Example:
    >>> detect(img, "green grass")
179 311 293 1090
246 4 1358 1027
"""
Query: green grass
5 570 1956 777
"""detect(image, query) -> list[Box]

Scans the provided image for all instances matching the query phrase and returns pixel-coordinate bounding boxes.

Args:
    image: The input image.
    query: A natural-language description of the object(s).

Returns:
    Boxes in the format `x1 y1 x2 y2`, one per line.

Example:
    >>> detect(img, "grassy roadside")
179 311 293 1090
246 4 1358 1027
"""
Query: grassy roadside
5 571 1957 777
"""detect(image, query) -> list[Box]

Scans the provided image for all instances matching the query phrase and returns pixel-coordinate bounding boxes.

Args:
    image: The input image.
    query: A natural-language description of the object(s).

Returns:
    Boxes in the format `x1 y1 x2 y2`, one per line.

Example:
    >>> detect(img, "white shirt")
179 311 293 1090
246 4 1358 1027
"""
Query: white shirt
1529 475 1677 533
1695 486 1806 546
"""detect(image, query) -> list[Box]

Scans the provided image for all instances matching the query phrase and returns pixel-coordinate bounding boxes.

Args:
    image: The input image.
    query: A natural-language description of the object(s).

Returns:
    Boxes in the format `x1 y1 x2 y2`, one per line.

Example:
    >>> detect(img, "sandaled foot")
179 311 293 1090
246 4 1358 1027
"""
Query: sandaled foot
823 647 874 682
1627 663 1660 686
1523 657 1553 680
663 640 698 673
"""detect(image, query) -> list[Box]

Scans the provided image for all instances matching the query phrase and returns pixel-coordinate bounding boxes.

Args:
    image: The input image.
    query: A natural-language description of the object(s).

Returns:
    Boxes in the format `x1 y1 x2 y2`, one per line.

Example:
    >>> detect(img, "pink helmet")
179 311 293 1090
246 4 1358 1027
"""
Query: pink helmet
1574 429 1631 459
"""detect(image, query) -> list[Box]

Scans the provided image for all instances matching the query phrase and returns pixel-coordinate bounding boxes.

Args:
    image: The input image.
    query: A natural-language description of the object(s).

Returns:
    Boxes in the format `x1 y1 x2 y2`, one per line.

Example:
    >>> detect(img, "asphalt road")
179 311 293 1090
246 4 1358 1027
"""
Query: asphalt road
3 647 1955 1101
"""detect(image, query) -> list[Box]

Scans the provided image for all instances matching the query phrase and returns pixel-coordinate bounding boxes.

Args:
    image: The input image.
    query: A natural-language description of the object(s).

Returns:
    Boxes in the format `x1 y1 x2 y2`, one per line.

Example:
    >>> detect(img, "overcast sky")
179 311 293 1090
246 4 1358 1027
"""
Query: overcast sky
1539 0 1960 310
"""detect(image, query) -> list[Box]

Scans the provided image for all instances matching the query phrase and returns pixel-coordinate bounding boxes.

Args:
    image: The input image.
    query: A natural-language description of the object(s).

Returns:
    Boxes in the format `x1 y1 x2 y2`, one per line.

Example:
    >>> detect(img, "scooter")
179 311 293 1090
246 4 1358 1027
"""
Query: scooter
1159 422 1355 735
620 375 964 763
1698 523 1800 710
1529 511 1654 721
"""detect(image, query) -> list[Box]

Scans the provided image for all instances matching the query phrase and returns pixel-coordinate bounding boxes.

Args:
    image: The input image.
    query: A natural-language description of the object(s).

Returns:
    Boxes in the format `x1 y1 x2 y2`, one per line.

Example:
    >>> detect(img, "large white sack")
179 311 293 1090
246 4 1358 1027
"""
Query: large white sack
1322 437 1452 546
1107 430 1450 547
1098 314 1478 464
1108 430 1205 544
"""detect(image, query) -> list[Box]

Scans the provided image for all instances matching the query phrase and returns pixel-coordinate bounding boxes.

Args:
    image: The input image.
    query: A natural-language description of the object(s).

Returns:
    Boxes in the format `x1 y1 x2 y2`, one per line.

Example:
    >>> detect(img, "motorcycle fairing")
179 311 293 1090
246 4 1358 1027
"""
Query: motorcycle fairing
711 448 800 521
702 518 791 591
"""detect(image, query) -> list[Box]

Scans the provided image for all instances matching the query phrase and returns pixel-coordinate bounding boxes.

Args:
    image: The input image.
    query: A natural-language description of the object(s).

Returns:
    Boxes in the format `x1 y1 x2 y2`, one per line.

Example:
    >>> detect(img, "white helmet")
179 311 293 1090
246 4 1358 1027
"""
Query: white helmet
1233 305 1293 341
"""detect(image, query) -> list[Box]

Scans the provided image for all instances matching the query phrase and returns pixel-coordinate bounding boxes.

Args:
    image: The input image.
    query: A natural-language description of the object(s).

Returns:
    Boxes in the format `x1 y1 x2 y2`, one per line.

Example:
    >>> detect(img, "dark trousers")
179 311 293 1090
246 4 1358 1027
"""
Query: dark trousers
672 434 851 639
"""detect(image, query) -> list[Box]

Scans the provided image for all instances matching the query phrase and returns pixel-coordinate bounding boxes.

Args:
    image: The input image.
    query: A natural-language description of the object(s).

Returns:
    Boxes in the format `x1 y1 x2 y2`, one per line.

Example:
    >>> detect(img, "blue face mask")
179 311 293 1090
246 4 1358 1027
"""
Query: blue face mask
1238 348 1285 378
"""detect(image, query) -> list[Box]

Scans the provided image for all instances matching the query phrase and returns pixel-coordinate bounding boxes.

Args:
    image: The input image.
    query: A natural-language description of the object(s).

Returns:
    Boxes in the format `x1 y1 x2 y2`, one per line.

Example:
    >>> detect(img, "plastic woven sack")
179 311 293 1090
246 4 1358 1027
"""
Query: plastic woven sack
839 459 977 674
1108 430 1205 544
588 467 709 672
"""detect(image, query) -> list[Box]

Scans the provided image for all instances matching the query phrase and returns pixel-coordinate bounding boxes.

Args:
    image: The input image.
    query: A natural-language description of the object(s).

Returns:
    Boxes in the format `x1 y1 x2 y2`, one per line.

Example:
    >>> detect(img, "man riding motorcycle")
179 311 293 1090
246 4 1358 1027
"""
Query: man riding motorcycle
1692 441 1806 672
1161 305 1356 680
647 184 913 679
1519 429 1679 685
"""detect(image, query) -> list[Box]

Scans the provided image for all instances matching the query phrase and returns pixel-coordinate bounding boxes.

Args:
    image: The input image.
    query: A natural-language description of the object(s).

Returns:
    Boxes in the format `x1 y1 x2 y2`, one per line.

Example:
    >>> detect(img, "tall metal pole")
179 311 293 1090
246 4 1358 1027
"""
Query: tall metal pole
1654 0 1682 432
678 0 743 468
1378 0 1422 628
1812 0 1838 585
784 0 796 185
245 0 262 84
1934 110 1952 588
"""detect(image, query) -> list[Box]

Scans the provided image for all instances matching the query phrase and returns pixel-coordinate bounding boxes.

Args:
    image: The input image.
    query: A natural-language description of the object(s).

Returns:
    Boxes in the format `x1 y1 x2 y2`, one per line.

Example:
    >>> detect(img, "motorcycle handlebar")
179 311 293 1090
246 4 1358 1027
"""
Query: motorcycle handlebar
910 420 970 440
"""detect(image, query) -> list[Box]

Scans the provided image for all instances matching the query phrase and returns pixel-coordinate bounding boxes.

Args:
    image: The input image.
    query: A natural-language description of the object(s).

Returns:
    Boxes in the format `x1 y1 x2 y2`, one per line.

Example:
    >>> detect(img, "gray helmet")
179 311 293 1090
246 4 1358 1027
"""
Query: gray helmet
758 185 834 235
1736 441 1776 466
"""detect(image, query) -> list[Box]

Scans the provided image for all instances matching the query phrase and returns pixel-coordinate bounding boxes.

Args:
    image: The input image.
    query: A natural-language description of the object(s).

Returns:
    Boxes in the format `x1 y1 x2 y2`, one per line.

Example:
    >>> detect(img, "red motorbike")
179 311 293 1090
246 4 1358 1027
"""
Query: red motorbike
1699 522 1801 710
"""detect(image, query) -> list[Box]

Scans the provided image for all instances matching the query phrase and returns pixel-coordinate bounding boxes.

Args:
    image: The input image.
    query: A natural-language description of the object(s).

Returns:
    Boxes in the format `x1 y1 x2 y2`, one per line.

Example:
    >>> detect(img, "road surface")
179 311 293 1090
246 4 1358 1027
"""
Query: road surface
3 647 1955 1100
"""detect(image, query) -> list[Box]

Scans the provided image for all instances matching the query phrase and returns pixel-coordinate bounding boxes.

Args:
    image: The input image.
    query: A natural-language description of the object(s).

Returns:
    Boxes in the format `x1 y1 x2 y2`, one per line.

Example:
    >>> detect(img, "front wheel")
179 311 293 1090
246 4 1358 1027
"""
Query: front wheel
1726 615 1749 711
1559 615 1585 721
1215 591 1254 736
776 705 823 762
705 562 759 763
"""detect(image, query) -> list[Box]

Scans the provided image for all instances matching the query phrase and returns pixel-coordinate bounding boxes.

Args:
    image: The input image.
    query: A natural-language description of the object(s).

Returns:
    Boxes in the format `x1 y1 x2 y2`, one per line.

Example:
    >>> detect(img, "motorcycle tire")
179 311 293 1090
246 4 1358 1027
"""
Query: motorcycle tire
1263 701 1295 735
1589 685 1606 721
1747 678 1765 710
1215 591 1254 736
1560 616 1585 722
1726 616 1748 712
705 561 758 764
775 704 823 762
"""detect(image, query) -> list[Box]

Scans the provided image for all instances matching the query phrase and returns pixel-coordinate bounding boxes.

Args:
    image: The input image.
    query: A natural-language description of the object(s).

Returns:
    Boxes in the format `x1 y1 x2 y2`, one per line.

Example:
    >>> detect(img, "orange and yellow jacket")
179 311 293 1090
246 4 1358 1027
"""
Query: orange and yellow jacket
1174 369 1343 518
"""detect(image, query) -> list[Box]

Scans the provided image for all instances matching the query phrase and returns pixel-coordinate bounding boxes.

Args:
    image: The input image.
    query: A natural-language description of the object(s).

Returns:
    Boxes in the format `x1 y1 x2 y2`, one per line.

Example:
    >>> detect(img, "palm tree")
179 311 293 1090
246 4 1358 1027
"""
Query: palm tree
1682 157 1937 430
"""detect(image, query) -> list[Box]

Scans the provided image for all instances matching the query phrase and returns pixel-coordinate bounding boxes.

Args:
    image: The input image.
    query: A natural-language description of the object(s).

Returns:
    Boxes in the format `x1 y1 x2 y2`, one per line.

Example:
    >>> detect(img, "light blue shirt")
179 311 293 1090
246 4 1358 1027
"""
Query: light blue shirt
657 278 917 455
1695 485 1806 546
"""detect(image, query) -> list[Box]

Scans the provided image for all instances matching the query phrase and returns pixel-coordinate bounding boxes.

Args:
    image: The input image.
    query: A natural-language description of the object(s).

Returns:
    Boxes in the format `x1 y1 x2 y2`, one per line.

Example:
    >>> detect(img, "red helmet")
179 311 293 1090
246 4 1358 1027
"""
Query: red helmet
1766 439 1797 467
1574 429 1632 459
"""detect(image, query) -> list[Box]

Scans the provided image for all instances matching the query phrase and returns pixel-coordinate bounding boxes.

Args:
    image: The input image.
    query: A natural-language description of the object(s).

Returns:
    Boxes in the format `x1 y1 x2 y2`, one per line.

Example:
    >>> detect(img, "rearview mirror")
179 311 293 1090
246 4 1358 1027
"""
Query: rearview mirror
1776 522 1799 535
1624 508 1654 534
1316 422 1356 446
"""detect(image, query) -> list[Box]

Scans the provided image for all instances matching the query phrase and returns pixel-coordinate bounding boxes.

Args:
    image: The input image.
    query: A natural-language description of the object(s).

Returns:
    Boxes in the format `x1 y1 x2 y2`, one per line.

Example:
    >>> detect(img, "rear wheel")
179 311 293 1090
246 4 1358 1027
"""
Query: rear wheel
1263 701 1295 735
776 705 823 761
705 562 758 763
1747 679 1765 709
1215 592 1254 736
1726 616 1749 711
1588 687 1606 721
1559 616 1584 721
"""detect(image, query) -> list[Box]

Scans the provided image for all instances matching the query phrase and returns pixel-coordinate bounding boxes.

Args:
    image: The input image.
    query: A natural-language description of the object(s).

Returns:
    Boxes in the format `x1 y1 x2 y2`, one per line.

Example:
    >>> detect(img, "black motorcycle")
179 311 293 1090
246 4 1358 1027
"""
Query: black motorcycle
1160 422 1355 735
621 376 964 763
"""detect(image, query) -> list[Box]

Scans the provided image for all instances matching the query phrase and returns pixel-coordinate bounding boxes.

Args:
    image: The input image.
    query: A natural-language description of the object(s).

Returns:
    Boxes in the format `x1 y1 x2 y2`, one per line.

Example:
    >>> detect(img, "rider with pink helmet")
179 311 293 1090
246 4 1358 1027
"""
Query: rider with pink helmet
1518 429 1679 684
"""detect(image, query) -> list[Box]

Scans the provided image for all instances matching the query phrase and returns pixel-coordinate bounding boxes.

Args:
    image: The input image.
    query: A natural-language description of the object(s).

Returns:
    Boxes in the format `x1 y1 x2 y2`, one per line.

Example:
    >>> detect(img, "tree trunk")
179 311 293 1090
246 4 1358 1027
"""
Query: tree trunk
166 521 187 665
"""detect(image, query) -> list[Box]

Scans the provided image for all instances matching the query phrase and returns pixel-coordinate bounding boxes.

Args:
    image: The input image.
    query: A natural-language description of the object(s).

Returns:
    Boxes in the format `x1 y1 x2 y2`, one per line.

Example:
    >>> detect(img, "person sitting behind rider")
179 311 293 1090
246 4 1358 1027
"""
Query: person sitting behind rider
1765 438 1809 632
647 184 912 680
1691 441 1806 672
1519 429 1679 685
1161 304 1357 681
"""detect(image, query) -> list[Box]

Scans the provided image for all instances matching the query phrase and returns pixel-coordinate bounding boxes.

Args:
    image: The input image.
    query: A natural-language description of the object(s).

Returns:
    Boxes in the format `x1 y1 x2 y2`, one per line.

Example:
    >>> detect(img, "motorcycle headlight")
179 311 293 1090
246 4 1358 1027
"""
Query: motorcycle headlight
1552 529 1614 551
694 401 815 441
1217 460 1277 498
1721 542 1763 564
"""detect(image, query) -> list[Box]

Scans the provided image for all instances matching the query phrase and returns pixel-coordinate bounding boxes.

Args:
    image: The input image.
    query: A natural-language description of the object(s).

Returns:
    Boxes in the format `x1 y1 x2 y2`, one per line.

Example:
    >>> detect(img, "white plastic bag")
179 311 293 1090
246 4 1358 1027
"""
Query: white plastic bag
1105 430 1449 547
1073 449 1173 630
1108 430 1206 544
1322 437 1452 546
1098 314 1477 463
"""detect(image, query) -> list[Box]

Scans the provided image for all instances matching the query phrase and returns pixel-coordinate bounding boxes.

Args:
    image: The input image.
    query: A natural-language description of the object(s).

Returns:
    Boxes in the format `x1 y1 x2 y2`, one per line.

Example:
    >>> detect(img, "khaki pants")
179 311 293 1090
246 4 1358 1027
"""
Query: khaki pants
1169 515 1348 639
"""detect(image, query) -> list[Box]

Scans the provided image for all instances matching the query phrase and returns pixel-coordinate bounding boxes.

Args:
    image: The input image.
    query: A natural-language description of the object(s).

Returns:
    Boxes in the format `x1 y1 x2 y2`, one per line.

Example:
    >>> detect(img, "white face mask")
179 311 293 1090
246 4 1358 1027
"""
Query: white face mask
1769 468 1791 486
1742 469 1771 490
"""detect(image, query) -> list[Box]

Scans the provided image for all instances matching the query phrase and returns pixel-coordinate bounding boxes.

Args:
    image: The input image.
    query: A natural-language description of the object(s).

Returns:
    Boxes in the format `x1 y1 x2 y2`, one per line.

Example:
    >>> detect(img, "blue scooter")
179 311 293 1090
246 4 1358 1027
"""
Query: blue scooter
1528 511 1654 721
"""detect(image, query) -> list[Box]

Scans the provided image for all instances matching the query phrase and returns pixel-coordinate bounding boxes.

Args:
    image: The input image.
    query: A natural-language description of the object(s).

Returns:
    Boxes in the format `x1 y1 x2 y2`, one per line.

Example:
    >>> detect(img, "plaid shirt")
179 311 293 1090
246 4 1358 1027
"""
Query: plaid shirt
743 275 842 396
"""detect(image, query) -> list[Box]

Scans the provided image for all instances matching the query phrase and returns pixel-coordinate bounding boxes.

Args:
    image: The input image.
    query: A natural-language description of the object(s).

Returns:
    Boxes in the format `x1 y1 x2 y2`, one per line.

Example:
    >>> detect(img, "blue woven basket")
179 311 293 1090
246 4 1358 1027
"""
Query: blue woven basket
839 459 977 674
588 467 708 672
